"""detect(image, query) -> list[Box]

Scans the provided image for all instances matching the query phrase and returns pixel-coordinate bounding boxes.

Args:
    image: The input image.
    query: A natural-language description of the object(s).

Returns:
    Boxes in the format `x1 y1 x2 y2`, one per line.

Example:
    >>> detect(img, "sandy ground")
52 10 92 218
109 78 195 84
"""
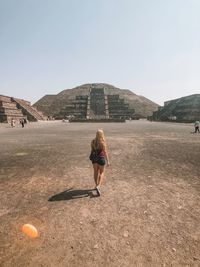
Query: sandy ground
0 120 200 267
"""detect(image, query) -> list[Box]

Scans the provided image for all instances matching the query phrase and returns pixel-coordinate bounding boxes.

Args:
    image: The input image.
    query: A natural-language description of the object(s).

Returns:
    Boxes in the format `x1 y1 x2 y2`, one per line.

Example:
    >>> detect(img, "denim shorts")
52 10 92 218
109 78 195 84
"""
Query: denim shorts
92 157 106 166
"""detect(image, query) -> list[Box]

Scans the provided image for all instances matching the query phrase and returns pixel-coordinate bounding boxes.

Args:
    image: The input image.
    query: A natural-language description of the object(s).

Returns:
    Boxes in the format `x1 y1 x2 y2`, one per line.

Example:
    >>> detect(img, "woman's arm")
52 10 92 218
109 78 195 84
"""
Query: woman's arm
91 140 94 151
103 143 110 166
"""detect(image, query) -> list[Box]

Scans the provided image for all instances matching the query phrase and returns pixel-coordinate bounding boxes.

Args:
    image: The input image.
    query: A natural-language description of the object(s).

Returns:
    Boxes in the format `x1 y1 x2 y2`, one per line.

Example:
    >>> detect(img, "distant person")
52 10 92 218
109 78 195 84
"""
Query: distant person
11 118 15 127
194 120 200 133
89 129 110 196
20 119 25 128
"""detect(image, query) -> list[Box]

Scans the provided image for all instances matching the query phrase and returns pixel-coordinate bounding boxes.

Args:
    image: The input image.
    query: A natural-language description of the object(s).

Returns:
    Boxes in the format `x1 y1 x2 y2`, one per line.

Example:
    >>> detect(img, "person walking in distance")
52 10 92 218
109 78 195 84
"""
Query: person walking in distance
194 120 200 133
11 118 15 127
89 129 110 196
20 119 25 128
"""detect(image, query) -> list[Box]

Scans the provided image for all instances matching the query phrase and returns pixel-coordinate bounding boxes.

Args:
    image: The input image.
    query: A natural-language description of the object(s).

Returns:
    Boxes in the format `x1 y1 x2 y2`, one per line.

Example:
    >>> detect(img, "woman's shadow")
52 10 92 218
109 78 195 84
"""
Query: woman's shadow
48 188 98 202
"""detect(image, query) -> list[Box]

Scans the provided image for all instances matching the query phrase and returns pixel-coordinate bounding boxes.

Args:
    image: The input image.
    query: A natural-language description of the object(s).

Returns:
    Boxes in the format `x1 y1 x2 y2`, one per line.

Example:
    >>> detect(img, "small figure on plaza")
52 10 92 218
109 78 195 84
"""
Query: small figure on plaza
11 118 15 127
20 118 25 128
194 120 200 133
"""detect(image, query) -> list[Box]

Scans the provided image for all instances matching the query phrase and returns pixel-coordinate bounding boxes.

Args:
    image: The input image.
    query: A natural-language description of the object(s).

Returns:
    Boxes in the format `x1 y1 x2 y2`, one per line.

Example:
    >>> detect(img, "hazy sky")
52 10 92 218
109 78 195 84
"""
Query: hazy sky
0 0 200 105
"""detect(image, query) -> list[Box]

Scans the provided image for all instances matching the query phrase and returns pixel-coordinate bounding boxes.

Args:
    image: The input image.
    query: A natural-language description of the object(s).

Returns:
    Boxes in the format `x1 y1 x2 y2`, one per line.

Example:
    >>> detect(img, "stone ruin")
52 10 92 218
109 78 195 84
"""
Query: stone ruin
150 94 200 122
0 95 46 123
57 87 135 121
34 83 158 121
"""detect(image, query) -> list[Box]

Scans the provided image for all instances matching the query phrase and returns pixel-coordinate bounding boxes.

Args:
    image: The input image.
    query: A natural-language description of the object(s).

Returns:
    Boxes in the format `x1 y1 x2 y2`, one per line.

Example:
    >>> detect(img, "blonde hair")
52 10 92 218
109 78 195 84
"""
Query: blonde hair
92 129 106 150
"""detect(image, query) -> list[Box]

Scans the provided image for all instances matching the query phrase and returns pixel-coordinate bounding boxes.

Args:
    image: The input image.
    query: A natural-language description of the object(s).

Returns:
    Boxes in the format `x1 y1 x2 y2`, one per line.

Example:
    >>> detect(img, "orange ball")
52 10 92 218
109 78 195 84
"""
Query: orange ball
22 224 39 238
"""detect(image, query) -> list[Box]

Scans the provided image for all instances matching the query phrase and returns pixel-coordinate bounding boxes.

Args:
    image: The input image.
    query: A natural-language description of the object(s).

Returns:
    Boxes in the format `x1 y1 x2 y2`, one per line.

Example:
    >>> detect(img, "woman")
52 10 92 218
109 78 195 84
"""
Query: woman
90 129 110 196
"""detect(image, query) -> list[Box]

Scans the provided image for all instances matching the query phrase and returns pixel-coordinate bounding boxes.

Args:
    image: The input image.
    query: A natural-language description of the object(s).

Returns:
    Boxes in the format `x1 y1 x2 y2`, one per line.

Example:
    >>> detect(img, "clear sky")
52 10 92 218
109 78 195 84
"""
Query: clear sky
0 0 200 105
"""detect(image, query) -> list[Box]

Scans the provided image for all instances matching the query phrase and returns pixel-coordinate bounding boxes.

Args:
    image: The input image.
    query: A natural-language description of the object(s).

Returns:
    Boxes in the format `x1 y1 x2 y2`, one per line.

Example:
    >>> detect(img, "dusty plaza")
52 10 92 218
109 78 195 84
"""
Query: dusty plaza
0 120 200 267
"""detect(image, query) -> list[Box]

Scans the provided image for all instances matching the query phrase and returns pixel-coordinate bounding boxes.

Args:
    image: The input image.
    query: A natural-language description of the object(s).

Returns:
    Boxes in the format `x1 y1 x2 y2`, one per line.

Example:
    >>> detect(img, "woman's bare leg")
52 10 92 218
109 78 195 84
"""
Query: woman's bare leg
97 165 105 187
93 163 99 187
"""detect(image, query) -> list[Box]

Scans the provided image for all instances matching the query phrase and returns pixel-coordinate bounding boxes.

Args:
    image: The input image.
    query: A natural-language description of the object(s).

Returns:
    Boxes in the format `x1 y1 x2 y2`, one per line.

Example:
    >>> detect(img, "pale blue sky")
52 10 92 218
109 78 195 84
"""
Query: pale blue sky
0 0 200 105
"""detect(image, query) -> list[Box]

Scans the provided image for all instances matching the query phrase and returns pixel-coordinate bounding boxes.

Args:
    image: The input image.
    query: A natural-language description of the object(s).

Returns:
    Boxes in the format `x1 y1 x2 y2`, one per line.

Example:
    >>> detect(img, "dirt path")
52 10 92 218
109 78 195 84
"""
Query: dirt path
0 121 200 267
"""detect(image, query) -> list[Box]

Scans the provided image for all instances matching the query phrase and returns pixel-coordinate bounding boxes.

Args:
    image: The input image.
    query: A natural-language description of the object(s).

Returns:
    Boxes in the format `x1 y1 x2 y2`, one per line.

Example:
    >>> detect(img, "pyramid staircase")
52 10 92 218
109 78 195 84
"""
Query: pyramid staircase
86 87 134 120
12 98 46 121
87 87 109 119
